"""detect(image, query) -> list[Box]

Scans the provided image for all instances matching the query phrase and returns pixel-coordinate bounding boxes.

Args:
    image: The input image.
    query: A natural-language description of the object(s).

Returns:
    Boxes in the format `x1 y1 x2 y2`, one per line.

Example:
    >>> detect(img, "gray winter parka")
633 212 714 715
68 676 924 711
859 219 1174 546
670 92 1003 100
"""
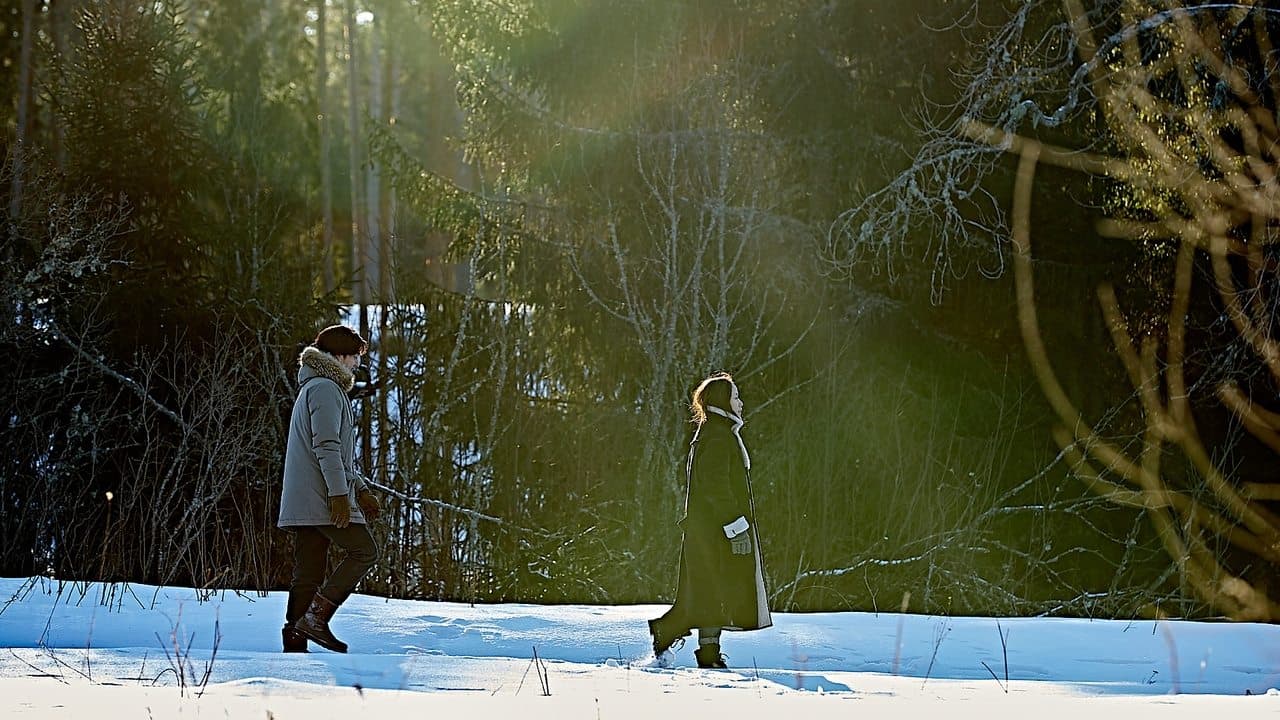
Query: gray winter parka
278 346 369 528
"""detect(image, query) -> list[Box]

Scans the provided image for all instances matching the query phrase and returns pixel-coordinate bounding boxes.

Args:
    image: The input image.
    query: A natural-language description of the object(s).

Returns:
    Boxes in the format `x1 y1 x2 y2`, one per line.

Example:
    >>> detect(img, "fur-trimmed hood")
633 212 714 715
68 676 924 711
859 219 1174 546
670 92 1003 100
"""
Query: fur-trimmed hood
298 345 355 392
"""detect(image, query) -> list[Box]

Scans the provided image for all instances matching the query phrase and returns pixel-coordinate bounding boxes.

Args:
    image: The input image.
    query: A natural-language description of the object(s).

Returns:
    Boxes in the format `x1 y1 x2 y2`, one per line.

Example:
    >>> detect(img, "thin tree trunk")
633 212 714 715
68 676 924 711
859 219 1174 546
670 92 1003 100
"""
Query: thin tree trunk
9 0 38 222
318 0 335 293
345 1 374 465
50 0 75 172
365 14 382 308
363 11 381 474
385 50 398 301
344 0 363 306
376 25 398 488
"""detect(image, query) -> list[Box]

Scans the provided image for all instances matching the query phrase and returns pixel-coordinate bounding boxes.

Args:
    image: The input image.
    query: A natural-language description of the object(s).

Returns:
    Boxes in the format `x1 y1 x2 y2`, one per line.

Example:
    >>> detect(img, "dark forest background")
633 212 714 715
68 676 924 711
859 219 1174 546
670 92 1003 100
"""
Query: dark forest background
2 0 1278 621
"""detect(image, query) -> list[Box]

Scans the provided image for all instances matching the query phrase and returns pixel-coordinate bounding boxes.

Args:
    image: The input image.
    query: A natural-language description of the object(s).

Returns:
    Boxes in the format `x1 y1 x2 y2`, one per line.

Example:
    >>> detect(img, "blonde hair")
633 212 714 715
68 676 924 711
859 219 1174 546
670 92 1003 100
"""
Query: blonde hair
690 372 735 425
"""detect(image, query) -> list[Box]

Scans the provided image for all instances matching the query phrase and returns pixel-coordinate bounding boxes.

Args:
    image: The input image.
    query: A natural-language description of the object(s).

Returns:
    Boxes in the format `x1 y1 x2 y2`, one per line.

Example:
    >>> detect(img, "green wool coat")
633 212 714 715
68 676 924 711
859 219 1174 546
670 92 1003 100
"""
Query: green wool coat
669 416 772 632
278 346 369 528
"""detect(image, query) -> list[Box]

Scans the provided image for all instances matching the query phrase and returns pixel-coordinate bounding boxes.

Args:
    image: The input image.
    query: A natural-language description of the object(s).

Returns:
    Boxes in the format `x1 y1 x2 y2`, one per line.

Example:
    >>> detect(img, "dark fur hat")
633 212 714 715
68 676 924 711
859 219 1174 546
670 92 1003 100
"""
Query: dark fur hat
314 325 368 356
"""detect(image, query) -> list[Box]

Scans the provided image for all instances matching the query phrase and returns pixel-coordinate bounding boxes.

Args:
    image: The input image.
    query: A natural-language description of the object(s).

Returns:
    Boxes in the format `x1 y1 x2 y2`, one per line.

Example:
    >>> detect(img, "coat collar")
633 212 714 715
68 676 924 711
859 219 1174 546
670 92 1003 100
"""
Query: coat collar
299 345 356 392
699 405 751 470
705 404 743 428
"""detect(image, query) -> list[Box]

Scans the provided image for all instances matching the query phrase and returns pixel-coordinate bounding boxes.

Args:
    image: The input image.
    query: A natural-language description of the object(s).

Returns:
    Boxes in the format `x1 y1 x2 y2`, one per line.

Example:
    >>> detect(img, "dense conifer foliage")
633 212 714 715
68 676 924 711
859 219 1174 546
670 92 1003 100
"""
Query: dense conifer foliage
3 0 1266 619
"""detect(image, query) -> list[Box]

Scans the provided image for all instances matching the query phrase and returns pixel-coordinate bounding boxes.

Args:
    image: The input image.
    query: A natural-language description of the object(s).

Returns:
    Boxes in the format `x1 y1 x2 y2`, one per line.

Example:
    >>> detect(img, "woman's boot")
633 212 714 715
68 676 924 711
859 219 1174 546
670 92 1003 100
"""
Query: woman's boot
281 624 309 653
648 618 687 658
293 594 348 653
695 644 727 669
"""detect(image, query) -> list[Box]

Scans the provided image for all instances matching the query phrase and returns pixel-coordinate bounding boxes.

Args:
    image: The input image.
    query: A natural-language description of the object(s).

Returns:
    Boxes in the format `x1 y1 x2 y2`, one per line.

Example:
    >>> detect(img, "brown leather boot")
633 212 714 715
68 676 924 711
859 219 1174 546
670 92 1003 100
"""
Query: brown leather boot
293 594 348 653
281 624 309 653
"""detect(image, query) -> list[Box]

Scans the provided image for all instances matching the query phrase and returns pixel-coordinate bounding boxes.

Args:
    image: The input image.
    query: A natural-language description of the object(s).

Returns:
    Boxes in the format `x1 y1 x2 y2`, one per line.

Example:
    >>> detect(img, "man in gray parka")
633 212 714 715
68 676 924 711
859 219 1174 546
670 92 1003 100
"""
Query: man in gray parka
279 325 381 653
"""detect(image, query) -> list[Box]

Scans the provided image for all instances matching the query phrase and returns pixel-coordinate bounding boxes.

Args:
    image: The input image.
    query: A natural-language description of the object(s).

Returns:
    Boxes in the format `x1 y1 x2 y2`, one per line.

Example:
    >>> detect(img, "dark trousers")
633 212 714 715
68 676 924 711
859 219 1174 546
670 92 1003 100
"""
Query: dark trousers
286 524 378 624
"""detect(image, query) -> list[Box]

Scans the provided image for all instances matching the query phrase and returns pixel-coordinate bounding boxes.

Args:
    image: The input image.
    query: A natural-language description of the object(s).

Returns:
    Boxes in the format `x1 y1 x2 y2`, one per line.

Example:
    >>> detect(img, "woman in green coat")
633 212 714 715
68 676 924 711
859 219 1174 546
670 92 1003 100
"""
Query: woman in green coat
649 372 771 668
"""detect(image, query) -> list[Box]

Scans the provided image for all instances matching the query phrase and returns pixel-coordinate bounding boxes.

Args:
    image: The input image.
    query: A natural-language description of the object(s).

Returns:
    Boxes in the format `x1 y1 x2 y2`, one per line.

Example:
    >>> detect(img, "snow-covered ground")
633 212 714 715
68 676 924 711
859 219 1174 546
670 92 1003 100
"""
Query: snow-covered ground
1 576 1278 718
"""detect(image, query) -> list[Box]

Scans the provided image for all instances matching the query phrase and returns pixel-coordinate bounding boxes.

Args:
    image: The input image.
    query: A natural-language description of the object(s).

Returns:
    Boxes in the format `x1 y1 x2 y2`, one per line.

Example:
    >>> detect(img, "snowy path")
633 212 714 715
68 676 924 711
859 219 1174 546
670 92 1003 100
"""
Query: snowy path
2 577 1279 718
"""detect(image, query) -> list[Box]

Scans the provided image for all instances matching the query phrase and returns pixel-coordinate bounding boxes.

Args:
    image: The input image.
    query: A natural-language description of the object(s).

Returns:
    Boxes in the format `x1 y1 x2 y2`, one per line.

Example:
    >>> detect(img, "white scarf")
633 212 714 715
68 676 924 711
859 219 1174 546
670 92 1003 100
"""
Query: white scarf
704 404 751 471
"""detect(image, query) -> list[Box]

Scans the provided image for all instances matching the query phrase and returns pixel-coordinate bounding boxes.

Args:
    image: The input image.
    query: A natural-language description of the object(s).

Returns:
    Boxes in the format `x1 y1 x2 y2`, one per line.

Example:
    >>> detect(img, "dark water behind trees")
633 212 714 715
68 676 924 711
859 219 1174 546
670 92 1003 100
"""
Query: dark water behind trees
0 1 1258 619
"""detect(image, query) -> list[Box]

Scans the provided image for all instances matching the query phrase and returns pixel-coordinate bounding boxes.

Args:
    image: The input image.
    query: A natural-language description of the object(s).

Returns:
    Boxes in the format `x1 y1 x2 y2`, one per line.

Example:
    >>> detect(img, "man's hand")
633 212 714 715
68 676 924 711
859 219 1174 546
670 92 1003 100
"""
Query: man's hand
357 489 381 521
729 533 752 556
329 496 351 528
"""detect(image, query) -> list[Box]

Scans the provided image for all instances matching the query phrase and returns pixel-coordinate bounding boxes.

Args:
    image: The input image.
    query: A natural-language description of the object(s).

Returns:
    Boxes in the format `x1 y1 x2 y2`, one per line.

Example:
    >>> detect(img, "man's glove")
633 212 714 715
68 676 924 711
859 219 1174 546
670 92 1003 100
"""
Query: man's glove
329 496 351 528
729 532 752 556
357 489 381 521
348 365 383 400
